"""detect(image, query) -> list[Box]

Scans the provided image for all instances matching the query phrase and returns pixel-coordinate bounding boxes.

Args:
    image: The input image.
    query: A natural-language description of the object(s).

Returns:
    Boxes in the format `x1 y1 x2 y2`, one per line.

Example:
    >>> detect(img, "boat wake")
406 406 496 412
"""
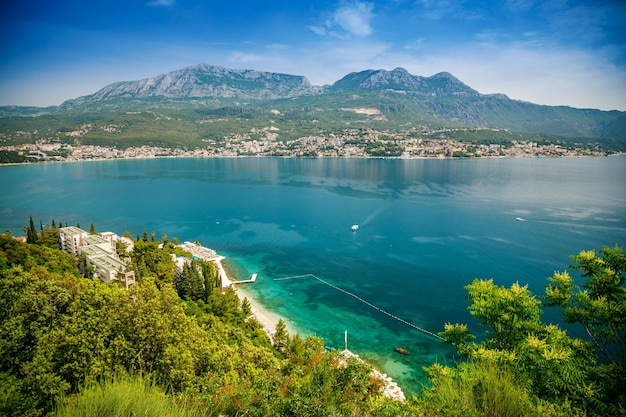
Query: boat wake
361 206 386 227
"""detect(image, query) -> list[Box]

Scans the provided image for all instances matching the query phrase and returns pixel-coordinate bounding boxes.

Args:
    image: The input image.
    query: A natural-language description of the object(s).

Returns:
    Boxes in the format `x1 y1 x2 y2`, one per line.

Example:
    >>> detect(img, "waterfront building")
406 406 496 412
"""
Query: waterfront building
59 226 135 288
58 226 85 256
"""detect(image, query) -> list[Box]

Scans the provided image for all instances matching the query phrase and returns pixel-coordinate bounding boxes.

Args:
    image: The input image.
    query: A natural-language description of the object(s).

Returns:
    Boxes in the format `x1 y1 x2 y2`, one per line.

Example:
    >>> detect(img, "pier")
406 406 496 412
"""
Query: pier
232 273 258 285
178 242 257 288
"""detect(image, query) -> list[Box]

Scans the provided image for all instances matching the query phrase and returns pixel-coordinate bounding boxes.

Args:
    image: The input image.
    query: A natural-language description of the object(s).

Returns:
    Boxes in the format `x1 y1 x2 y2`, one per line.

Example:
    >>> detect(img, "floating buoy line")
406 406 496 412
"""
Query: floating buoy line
274 274 444 341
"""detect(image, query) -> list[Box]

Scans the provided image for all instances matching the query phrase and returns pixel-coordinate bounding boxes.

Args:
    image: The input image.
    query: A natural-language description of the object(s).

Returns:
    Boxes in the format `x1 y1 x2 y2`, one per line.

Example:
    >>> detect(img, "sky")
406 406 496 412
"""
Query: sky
1 0 625 110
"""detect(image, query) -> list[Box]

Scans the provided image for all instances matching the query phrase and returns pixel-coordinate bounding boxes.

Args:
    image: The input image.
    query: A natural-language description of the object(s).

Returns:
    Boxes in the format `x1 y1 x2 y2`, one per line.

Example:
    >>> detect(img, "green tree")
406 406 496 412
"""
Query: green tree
205 287 241 321
439 322 475 356
0 233 415 417
545 245 626 414
240 297 252 318
465 279 544 350
174 261 205 301
273 319 289 355
128 239 175 284
441 278 596 409
37 221 61 249
115 239 127 255
27 216 38 244
545 245 626 363
89 222 96 234
77 252 88 276
201 260 218 302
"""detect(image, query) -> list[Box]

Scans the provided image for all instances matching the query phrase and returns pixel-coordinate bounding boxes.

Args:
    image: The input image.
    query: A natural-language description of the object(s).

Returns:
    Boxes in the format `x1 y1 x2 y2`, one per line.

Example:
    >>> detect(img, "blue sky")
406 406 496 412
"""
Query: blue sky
1 0 625 110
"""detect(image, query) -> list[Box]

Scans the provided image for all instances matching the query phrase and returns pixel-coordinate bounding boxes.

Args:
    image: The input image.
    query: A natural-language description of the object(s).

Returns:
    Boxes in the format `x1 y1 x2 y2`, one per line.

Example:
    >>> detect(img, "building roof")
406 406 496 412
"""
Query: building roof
79 245 110 258
83 234 110 246
59 226 87 236
88 255 126 272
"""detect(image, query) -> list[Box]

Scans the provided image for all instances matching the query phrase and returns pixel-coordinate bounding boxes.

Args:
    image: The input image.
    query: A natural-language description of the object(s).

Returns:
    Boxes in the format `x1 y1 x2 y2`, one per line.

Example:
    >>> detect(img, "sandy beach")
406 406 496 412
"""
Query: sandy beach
178 243 285 336
233 283 406 401
214 253 406 402
234 284 298 337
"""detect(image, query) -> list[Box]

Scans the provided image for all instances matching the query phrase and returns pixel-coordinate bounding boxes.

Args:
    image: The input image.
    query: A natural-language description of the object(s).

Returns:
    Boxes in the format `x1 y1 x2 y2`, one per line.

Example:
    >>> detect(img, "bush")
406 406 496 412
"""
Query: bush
54 374 210 417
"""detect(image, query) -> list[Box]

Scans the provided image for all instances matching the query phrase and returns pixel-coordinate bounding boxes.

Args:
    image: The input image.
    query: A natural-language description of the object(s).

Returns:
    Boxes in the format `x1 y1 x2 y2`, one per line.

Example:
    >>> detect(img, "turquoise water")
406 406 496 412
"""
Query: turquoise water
1 156 625 395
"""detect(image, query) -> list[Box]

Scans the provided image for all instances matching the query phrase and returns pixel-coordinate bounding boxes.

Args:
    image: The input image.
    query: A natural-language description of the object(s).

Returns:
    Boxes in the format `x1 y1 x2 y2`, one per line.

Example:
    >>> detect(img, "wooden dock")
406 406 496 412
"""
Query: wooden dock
233 273 257 284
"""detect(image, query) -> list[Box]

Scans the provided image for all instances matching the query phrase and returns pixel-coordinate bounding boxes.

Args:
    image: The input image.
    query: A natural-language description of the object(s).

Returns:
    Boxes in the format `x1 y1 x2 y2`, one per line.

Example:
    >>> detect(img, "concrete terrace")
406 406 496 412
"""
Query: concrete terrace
179 241 257 288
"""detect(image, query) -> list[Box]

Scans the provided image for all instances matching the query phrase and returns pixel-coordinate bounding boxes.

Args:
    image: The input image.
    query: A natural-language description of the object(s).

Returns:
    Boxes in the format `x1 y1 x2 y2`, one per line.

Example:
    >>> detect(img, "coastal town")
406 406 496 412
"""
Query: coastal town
0 124 612 164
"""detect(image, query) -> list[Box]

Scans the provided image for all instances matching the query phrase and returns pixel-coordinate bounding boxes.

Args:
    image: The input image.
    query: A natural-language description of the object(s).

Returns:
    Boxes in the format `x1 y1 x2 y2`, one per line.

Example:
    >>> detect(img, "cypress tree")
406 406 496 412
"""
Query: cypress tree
27 216 38 243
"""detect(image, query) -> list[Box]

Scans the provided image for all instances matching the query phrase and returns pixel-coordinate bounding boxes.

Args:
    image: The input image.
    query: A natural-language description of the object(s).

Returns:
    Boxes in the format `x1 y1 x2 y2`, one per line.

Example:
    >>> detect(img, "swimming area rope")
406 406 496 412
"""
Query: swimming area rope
274 274 444 341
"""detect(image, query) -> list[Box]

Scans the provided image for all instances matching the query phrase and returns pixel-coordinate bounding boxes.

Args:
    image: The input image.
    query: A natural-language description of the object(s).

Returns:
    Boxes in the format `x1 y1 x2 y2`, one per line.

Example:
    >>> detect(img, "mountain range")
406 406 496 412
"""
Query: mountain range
2 64 625 141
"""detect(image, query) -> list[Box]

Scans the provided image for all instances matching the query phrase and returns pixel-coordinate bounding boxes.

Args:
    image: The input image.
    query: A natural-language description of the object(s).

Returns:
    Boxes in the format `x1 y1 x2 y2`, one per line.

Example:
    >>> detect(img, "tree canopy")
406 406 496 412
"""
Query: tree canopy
0 232 394 417
437 245 626 416
1 225 623 417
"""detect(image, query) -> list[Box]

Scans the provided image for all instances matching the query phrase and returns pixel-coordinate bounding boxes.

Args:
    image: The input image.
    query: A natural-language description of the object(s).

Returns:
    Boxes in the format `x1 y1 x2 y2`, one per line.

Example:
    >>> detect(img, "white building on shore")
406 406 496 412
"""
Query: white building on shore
59 227 135 288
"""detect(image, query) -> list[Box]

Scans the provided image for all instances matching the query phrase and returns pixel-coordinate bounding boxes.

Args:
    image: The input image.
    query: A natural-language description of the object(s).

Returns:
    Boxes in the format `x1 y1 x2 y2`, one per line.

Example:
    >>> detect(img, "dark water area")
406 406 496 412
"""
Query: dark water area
2 156 625 395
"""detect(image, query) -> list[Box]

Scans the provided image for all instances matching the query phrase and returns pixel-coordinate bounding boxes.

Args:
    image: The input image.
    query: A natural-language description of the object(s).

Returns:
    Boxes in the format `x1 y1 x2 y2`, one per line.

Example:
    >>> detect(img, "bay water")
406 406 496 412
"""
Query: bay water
1 156 625 395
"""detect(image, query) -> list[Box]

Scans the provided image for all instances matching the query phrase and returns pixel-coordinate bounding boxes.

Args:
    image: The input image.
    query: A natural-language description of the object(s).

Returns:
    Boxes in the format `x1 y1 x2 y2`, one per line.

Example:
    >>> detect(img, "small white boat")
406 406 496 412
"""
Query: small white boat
515 217 525 222
351 224 359 231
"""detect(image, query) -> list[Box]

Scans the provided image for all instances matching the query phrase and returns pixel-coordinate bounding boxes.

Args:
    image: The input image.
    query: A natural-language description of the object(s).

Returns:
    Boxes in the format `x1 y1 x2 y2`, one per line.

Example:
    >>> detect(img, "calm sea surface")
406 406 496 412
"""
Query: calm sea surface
1 156 625 394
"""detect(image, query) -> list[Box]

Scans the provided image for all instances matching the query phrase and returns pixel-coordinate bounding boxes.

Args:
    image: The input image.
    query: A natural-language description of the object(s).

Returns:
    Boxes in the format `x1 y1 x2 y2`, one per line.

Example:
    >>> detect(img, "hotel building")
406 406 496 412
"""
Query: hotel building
59 227 135 288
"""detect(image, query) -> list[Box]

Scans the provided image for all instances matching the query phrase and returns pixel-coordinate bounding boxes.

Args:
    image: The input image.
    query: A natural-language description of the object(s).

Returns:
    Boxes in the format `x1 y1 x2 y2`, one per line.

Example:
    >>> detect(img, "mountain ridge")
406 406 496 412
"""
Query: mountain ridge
59 64 321 111
329 67 481 98
1 64 625 141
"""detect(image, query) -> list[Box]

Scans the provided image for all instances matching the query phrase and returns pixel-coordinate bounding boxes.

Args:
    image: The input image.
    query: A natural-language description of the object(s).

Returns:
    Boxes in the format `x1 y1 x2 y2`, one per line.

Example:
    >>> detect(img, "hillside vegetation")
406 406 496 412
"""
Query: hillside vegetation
0 223 624 416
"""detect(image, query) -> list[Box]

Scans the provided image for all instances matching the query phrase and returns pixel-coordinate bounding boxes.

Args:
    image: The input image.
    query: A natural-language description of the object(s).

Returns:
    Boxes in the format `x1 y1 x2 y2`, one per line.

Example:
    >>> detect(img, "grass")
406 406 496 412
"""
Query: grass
420 361 553 417
54 375 214 417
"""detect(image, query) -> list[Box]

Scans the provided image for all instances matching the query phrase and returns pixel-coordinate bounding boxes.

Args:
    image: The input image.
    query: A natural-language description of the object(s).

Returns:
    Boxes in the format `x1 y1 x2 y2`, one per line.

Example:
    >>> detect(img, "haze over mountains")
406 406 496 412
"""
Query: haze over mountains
2 64 625 140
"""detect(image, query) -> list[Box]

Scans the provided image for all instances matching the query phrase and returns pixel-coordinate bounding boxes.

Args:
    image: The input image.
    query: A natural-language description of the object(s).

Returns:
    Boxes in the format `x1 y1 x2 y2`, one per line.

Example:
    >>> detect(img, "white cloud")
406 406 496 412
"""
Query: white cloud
307 25 327 36
2 14 624 112
228 51 266 64
404 38 426 50
213 35 626 110
147 0 175 7
333 2 374 36
309 2 374 38
393 41 626 111
417 0 463 20
266 43 289 51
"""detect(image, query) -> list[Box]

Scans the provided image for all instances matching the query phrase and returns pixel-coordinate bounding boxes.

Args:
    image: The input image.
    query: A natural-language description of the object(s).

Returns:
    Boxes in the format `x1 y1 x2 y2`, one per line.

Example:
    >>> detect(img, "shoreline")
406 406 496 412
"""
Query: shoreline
210 253 296 336
234 284 293 337
1 151 621 168
219 257 407 402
